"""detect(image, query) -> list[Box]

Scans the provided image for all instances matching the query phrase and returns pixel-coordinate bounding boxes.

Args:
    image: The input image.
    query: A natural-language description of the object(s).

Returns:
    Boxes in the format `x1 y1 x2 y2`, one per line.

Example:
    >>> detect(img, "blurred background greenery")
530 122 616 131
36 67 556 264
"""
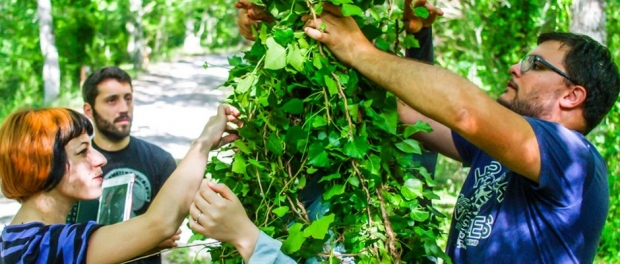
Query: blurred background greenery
1 0 619 262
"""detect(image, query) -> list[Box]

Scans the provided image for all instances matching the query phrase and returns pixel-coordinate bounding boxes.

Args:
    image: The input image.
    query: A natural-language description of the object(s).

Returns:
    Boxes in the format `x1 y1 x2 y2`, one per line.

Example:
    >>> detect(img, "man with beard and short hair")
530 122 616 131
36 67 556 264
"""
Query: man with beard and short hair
67 66 179 264
301 4 620 263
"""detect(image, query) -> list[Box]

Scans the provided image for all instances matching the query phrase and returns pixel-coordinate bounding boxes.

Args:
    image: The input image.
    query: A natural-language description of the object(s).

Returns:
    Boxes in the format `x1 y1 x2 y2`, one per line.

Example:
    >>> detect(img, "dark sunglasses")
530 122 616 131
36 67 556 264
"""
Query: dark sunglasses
520 55 576 84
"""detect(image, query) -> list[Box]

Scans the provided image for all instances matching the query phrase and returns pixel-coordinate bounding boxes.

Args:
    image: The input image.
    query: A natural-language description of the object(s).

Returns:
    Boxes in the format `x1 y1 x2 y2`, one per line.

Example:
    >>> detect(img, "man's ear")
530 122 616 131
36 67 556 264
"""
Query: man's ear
560 85 587 109
83 103 94 119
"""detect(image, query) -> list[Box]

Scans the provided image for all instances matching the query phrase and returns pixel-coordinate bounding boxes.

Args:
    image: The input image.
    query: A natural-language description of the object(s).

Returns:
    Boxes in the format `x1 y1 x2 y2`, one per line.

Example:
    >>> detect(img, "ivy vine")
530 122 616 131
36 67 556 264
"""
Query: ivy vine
198 0 449 262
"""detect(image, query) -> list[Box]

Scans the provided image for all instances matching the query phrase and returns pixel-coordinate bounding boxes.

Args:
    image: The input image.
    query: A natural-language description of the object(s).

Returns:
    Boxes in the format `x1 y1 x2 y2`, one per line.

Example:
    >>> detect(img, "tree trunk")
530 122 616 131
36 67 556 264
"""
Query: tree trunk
183 16 201 53
37 0 60 104
126 0 144 70
570 0 606 45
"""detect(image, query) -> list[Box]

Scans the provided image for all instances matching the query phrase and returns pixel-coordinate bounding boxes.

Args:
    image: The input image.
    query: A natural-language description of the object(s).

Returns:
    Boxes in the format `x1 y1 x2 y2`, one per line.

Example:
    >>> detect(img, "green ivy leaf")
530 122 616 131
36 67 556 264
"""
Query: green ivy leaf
324 75 338 96
395 139 422 154
319 172 341 183
267 133 283 156
265 37 287 70
247 159 266 169
303 213 335 239
413 6 430 19
401 178 423 200
323 184 346 200
341 4 363 17
282 223 306 254
272 206 289 218
312 54 323 70
286 43 305 72
307 142 329 167
330 0 352 4
236 74 256 93
343 136 369 159
404 35 420 49
227 56 243 67
410 207 430 222
273 28 294 45
232 155 247 174
282 98 304 114
311 115 327 128
234 141 251 154
404 121 433 138
348 175 360 187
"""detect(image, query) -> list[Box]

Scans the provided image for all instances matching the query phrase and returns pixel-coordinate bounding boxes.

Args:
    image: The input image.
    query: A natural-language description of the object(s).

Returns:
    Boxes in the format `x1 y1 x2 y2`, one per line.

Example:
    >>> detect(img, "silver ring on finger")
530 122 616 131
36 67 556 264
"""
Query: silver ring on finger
195 212 203 224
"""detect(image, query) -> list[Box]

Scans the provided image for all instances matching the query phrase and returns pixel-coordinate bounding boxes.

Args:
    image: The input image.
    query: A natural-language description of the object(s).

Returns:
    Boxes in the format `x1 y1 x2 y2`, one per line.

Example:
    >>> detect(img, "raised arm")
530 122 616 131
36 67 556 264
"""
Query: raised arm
304 4 541 180
397 0 461 160
86 104 242 263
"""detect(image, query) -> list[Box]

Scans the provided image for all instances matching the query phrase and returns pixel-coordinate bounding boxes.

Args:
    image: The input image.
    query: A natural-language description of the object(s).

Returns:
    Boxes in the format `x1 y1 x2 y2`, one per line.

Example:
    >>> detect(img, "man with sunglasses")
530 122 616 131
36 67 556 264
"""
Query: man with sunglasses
302 3 620 263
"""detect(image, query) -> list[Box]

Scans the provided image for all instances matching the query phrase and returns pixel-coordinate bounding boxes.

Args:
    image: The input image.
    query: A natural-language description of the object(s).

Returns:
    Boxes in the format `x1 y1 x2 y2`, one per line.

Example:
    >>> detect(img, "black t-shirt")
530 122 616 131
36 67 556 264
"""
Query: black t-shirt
67 136 176 264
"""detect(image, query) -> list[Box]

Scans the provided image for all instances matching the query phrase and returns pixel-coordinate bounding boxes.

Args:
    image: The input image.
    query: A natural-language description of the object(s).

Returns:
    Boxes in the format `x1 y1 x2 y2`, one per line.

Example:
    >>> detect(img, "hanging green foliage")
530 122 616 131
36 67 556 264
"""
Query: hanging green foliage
198 0 448 262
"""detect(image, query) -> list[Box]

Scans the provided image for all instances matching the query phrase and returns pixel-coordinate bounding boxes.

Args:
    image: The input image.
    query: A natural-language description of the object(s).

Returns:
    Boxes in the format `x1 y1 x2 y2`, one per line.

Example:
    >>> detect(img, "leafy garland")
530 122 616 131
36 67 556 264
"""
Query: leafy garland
199 0 449 262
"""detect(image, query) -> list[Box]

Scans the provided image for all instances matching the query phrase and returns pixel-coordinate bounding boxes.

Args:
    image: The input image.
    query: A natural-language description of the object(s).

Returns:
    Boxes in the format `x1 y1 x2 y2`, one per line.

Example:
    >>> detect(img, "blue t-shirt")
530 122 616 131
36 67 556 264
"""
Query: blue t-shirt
446 117 609 263
0 221 102 264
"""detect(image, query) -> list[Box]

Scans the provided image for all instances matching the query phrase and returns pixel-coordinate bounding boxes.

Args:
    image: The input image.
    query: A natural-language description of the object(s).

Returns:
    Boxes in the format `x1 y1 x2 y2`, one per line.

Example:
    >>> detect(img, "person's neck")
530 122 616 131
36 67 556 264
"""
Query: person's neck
93 132 131 152
11 192 74 225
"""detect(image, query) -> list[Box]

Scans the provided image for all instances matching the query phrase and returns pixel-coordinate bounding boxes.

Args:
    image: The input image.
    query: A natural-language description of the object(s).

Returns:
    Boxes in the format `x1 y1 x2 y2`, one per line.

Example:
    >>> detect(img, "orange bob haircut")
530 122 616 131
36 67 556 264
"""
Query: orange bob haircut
0 108 93 202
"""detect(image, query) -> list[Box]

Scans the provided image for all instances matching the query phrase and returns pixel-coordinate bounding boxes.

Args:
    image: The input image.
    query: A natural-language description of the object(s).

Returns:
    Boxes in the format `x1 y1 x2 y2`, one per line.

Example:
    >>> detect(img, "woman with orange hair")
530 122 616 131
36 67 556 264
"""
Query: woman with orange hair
0 104 241 263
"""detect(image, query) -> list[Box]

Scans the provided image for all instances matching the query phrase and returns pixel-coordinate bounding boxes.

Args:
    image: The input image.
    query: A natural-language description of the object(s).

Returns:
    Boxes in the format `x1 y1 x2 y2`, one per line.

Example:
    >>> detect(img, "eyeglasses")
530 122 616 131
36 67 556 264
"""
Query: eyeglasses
520 55 576 84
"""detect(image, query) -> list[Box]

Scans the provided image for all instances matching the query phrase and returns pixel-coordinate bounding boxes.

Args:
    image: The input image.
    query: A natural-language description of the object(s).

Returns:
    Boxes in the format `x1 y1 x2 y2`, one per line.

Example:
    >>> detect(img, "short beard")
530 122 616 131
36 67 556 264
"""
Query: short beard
497 95 549 119
92 109 131 142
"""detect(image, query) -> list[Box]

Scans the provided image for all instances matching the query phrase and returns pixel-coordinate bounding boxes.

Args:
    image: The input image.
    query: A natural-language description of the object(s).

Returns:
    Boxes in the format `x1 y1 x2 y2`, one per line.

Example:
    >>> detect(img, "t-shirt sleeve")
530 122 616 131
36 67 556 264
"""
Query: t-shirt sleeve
247 231 296 264
48 221 102 263
405 26 434 64
161 151 177 180
525 117 594 206
451 130 477 167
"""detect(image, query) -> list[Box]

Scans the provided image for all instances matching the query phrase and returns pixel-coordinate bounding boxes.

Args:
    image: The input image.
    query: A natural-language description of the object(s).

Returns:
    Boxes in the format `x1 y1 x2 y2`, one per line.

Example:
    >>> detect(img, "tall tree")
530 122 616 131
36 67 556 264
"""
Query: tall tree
37 0 60 104
127 0 145 70
570 0 606 45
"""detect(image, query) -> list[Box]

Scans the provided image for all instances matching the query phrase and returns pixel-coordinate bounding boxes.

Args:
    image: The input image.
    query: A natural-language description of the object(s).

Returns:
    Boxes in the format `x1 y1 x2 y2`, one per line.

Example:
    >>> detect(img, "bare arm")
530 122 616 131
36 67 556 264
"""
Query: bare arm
85 105 242 263
304 5 540 181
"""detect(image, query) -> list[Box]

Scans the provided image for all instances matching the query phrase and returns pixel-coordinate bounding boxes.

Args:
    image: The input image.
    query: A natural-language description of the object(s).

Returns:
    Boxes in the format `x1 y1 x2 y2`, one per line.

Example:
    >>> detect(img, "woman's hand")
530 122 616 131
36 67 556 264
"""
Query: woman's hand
189 181 260 262
196 104 242 150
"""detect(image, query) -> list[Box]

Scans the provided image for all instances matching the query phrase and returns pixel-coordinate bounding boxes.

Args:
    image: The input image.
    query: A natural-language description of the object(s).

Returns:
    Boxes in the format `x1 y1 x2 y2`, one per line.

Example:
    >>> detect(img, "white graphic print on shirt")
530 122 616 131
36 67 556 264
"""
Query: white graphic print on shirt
454 161 508 249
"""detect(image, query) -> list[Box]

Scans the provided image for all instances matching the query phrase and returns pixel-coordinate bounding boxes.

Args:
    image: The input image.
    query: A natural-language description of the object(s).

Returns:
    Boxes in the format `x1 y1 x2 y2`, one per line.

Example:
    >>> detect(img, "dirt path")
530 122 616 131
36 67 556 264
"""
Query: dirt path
131 54 233 160
0 54 234 257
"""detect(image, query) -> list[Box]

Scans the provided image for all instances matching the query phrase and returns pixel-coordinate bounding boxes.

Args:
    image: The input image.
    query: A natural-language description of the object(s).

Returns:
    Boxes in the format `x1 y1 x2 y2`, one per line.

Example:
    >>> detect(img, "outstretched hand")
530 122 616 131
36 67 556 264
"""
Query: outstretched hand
189 181 260 262
403 0 443 33
235 0 274 41
197 104 242 150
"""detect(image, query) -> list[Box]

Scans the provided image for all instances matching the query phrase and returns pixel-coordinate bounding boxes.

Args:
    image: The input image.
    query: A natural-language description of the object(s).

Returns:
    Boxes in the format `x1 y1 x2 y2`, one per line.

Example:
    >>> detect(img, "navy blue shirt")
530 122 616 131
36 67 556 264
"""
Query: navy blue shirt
446 117 609 263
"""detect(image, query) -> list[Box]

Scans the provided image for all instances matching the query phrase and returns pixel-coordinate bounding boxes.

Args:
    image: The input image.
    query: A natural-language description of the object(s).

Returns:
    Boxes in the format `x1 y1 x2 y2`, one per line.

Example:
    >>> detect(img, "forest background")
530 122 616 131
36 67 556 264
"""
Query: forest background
1 0 619 262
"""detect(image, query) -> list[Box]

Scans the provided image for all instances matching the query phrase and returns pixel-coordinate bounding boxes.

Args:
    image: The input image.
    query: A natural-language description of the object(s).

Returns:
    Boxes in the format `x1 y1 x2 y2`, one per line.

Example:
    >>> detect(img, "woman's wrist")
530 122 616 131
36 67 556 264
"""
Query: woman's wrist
232 223 261 262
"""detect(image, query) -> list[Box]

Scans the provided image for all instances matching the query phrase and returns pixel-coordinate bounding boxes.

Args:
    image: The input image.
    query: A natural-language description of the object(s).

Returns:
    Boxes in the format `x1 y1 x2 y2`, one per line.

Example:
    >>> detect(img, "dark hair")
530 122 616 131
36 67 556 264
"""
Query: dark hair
0 108 93 201
538 32 620 134
82 66 133 106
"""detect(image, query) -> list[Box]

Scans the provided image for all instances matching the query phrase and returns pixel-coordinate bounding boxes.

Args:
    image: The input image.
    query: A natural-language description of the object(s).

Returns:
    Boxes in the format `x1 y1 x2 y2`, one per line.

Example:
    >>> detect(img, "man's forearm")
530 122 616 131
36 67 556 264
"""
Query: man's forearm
353 47 492 134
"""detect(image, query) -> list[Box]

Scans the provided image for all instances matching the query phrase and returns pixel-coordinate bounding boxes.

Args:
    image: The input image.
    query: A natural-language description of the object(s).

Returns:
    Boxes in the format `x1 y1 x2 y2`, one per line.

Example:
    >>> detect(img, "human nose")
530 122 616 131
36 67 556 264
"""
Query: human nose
92 148 107 167
119 99 129 113
509 62 522 78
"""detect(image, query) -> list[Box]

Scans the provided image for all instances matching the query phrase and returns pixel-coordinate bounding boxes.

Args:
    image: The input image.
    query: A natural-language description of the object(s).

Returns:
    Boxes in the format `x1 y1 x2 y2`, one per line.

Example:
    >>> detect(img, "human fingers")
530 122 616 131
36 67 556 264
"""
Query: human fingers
206 182 239 203
321 2 344 17
237 8 258 41
198 181 227 207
